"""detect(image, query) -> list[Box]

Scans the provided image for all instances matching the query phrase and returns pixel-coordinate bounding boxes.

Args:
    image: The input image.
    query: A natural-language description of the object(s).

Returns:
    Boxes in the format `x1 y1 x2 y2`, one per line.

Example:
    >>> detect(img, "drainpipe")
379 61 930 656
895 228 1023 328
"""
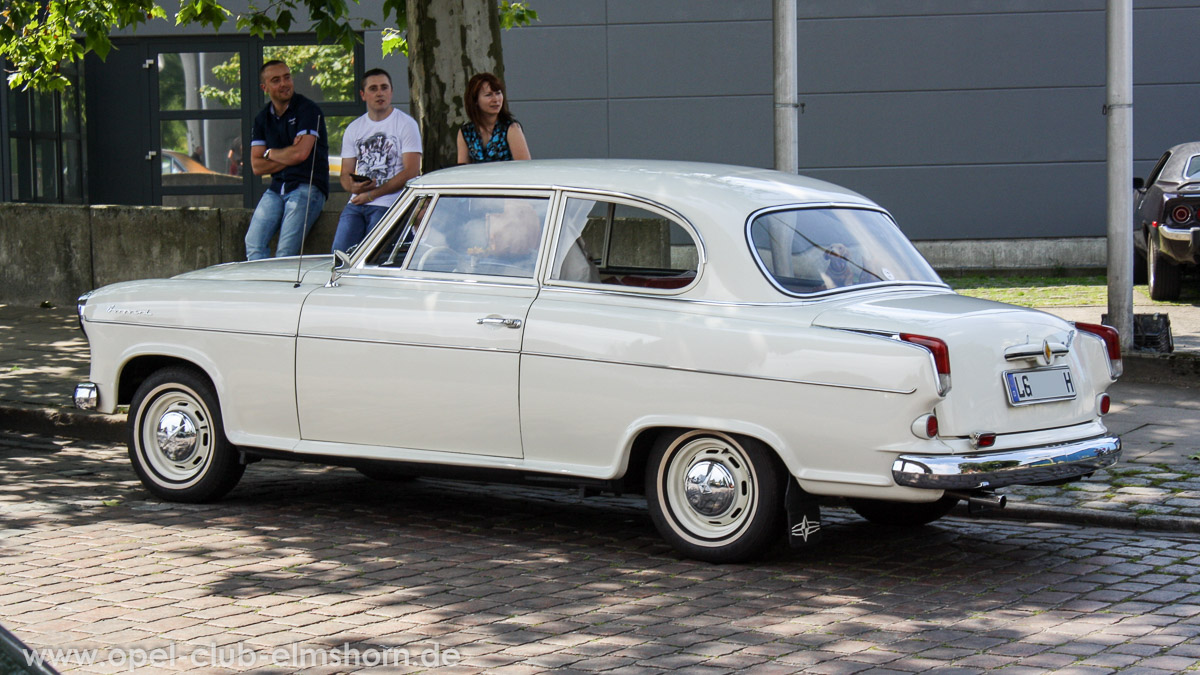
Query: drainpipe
1106 0 1134 350
774 0 798 174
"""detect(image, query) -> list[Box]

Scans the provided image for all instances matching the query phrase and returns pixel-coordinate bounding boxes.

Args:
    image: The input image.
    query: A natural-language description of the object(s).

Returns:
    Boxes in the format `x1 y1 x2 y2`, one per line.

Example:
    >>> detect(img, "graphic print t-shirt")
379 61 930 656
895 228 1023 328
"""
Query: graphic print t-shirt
340 108 422 208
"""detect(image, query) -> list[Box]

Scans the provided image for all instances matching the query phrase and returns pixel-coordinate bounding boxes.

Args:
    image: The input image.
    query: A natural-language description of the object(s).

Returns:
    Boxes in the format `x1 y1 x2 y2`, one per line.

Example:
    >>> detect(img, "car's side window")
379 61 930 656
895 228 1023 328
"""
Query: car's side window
1146 152 1171 187
407 196 549 278
363 195 432 268
550 198 698 290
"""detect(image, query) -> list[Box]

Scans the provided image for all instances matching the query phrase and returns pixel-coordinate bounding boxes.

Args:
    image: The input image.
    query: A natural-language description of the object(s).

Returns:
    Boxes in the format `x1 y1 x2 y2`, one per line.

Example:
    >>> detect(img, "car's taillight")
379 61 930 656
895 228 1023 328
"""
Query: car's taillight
1075 322 1123 379
901 333 951 395
1098 393 1111 415
1171 205 1193 224
911 413 938 439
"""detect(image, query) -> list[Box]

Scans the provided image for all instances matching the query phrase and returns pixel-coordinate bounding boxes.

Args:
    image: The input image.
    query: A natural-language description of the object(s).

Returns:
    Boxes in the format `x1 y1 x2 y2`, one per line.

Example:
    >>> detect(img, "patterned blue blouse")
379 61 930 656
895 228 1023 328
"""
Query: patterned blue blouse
462 119 514 163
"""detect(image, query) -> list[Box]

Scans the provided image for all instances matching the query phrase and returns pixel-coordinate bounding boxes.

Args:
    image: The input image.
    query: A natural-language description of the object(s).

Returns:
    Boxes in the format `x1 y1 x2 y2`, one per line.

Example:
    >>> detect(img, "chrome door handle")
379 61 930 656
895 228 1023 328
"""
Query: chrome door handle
477 316 522 329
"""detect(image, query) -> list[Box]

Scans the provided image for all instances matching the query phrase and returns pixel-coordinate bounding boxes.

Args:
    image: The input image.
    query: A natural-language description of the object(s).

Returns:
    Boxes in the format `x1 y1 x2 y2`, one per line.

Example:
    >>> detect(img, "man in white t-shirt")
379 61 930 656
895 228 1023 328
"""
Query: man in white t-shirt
331 68 423 253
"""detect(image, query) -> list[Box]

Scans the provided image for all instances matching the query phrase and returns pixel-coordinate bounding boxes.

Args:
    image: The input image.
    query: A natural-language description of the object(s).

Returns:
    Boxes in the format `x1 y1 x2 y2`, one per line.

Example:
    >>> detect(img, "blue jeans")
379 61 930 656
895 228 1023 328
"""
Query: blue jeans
331 202 388 254
245 184 327 260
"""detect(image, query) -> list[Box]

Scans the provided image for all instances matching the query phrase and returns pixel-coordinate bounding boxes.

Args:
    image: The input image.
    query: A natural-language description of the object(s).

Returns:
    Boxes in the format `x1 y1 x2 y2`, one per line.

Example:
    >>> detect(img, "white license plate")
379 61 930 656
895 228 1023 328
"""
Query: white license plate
1004 366 1077 406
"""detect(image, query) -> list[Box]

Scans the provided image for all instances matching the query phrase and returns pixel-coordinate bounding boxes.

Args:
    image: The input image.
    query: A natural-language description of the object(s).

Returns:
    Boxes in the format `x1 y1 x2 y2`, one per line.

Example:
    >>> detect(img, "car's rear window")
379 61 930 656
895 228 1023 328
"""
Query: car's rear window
1185 155 1200 180
749 207 942 295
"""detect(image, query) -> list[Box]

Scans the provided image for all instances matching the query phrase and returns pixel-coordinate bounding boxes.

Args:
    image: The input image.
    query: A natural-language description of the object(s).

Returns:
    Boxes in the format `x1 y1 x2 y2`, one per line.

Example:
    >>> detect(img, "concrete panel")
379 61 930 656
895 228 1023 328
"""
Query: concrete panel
796 87 1107 168
608 0 770 23
514 101 608 159
526 0 607 25
609 97 772 166
608 22 772 98
796 1 1102 18
504 26 608 100
91 206 224 286
1136 8 1200 84
805 162 1108 240
1134 83 1200 160
797 12 1105 92
0 204 93 305
915 237 1107 273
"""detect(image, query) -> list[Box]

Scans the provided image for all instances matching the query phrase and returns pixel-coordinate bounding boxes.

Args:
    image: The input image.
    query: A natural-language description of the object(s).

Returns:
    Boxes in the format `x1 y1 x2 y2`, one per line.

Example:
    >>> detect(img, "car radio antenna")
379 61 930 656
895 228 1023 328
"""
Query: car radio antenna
294 115 322 288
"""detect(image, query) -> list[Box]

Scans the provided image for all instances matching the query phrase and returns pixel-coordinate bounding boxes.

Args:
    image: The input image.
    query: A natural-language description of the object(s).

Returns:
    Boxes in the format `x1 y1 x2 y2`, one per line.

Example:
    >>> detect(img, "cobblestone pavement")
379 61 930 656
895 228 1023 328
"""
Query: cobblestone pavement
4 432 1200 674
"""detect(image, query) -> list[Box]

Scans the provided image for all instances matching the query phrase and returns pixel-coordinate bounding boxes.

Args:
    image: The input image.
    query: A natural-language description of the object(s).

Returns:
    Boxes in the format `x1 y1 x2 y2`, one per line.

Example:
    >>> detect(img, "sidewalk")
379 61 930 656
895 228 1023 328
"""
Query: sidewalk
2 299 1199 533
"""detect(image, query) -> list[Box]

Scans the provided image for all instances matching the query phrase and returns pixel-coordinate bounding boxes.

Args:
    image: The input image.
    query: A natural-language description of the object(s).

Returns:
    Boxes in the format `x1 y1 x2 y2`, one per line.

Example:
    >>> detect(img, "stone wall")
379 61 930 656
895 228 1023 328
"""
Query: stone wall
0 203 1109 306
0 204 339 306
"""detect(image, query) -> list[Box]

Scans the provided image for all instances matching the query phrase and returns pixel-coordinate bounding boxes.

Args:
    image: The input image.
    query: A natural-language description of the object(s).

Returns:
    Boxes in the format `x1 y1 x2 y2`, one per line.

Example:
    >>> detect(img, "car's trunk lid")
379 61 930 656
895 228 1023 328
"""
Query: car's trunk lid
813 292 1112 437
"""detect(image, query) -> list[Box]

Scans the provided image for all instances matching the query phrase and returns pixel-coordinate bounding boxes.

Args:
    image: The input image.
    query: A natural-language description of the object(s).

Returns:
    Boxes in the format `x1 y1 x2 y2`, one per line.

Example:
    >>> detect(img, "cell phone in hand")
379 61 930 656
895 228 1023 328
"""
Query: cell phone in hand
350 173 371 182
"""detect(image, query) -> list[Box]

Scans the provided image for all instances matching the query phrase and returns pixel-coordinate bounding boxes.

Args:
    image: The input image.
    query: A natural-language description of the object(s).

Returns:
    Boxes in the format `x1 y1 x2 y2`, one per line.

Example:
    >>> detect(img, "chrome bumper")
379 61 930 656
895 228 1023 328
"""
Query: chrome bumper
892 436 1121 490
74 383 98 410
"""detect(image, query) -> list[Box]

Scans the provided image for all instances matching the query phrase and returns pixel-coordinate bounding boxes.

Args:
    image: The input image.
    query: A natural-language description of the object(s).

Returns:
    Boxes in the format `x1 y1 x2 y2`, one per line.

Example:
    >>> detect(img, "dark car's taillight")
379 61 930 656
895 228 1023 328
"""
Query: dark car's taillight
1170 204 1193 224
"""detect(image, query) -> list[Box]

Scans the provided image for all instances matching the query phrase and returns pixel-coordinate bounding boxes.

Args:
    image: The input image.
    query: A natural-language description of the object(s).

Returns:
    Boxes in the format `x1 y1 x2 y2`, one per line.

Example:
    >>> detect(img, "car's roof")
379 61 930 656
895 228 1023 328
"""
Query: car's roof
1161 142 1200 182
411 159 876 215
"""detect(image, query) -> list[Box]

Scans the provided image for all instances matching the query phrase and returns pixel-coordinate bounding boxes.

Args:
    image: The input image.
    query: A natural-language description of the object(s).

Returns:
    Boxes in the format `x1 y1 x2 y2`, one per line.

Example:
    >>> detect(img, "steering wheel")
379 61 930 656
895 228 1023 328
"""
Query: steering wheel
416 245 459 272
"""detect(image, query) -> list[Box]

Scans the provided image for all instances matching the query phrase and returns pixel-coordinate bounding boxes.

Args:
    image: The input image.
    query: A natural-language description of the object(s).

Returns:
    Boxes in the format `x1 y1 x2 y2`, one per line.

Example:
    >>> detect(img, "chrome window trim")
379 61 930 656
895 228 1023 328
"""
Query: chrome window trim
745 203 950 299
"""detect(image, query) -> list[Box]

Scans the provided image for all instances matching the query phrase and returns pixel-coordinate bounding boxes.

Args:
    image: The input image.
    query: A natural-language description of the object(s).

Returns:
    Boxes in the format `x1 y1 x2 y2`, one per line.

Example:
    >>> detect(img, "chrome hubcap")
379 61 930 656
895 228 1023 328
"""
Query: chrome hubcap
684 460 736 517
156 410 198 462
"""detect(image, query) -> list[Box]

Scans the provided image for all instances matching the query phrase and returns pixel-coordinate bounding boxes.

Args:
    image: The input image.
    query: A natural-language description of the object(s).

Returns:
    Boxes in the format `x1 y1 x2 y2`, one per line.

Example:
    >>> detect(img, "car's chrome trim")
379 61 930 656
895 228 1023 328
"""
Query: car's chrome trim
1158 224 1199 242
74 382 98 410
76 320 296 338
334 271 539 289
892 435 1121 490
300 334 519 354
522 350 916 394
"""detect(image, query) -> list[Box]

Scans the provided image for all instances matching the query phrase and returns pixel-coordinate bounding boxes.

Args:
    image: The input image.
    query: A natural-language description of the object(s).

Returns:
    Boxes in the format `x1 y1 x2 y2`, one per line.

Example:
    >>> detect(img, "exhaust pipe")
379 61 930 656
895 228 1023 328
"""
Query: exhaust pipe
946 490 1007 514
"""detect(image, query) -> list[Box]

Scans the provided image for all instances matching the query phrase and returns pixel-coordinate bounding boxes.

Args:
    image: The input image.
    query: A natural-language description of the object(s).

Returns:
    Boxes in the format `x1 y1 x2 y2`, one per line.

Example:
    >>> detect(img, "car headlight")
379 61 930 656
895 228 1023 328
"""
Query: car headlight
76 290 93 332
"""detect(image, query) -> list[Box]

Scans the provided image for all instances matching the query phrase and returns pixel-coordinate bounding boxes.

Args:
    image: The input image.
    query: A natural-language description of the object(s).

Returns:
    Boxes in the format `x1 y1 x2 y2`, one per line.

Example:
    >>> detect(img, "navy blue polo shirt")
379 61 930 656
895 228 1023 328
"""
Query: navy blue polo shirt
251 93 330 197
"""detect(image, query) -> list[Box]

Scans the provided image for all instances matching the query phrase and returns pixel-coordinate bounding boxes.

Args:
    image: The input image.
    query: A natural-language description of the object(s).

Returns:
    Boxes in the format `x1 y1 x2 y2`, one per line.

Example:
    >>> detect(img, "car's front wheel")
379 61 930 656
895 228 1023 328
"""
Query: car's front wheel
645 430 783 563
846 495 959 526
1148 230 1182 301
128 367 245 503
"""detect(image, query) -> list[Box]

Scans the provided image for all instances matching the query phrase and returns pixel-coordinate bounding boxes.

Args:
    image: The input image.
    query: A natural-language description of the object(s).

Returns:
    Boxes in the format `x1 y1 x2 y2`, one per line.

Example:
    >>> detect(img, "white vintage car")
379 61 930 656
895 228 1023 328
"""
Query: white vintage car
75 160 1122 562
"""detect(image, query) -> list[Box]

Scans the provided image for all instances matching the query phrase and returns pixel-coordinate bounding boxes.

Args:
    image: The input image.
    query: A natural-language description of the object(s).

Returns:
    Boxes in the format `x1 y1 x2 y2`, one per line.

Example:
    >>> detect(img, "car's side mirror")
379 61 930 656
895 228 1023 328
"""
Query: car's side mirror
328 250 352 288
1133 177 1145 191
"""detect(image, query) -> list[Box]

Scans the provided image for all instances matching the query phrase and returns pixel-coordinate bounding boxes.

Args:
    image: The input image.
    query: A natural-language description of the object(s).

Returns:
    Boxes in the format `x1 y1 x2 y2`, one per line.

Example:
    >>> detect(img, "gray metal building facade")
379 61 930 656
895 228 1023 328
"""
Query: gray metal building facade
4 0 1199 242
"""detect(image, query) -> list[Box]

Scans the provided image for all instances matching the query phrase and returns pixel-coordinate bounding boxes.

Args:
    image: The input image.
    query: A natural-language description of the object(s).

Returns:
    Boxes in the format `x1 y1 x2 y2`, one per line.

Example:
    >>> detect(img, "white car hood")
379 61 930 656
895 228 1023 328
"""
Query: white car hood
173 256 334 284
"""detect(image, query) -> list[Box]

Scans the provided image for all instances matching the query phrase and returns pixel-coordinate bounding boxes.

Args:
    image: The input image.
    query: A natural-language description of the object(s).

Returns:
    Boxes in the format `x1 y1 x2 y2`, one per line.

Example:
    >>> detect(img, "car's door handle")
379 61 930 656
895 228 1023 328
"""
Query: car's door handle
477 316 523 329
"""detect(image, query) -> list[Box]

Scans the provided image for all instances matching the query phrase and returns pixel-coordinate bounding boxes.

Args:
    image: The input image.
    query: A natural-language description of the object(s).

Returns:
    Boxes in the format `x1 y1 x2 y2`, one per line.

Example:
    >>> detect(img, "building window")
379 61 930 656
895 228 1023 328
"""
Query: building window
6 61 85 203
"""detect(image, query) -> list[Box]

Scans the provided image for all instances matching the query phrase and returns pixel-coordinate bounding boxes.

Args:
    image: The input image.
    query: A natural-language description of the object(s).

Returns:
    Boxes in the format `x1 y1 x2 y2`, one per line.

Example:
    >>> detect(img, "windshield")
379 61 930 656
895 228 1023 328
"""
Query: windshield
748 207 942 295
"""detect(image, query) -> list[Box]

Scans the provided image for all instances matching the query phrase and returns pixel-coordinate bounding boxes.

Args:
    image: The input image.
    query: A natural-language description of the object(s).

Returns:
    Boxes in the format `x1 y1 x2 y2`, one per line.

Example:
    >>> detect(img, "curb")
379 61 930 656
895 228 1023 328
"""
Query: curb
1121 350 1200 387
0 403 125 443
952 501 1200 535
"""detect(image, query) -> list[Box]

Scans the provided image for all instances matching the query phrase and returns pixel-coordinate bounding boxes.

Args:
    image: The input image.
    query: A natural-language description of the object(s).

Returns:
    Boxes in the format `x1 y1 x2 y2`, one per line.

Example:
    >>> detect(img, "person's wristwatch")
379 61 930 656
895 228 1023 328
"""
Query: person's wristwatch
263 148 271 159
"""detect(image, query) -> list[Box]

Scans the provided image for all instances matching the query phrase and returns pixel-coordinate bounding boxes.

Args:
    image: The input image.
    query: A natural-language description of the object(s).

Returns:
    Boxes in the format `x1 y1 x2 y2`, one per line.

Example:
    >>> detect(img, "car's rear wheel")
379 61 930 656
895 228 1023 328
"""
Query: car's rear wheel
645 430 783 563
846 495 959 526
1148 230 1182 301
128 367 244 503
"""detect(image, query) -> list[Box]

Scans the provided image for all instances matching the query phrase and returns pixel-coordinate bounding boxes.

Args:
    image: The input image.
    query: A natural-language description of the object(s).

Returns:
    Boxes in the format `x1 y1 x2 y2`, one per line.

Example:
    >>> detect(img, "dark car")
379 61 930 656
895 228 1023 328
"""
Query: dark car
1134 141 1200 300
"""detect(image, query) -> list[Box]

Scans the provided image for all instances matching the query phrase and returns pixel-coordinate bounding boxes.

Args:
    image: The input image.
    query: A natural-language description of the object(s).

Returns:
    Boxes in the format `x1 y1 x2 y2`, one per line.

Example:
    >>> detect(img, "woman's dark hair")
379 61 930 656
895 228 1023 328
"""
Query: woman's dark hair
464 72 515 130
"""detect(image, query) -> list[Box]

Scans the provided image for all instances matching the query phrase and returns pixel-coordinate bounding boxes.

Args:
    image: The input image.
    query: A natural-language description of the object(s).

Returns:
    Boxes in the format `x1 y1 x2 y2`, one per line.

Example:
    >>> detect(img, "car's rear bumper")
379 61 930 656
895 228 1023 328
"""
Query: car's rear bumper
891 435 1121 490
1157 224 1200 263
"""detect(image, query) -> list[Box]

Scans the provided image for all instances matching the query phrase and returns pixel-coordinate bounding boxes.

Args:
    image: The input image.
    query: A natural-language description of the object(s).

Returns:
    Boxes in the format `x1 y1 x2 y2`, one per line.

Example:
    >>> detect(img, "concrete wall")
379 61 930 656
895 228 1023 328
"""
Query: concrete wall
0 204 1106 306
0 204 339 305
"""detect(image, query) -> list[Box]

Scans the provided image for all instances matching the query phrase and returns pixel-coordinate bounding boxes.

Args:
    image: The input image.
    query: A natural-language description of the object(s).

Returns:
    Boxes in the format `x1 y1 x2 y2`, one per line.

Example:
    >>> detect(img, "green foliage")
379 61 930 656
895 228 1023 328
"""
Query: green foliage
5 0 538 92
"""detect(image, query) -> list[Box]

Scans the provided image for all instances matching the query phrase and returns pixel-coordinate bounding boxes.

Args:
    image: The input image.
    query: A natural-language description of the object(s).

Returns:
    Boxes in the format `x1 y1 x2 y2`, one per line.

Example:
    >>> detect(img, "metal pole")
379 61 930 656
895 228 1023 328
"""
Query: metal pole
774 0 798 173
1106 0 1134 350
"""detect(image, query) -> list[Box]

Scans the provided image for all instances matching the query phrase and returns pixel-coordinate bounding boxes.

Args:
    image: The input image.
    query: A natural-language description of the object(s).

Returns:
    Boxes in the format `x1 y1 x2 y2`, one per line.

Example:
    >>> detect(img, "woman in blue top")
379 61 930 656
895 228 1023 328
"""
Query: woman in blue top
456 73 532 164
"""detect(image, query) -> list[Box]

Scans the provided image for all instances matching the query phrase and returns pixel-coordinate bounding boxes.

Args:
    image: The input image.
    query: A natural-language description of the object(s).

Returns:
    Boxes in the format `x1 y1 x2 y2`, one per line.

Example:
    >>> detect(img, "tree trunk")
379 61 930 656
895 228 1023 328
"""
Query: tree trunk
407 0 504 173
